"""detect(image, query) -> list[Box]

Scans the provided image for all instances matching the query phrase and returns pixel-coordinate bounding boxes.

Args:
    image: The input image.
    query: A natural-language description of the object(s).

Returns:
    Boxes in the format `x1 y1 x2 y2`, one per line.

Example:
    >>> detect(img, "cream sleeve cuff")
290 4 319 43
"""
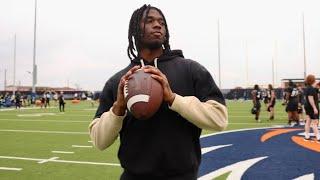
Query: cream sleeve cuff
169 94 228 131
88 108 126 150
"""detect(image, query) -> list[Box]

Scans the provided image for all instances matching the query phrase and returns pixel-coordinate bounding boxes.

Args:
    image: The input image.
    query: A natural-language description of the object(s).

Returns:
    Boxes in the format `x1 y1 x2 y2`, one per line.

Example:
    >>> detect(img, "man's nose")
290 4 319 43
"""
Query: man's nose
153 21 162 29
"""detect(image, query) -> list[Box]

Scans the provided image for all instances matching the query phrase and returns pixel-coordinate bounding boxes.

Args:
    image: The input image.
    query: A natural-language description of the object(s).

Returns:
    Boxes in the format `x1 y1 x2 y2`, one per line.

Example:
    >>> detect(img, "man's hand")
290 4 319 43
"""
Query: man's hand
112 65 140 116
143 66 176 106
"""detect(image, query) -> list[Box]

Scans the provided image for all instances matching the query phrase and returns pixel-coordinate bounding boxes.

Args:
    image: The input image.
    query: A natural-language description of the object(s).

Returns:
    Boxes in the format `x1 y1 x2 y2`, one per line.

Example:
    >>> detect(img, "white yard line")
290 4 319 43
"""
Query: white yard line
0 109 15 112
38 157 59 164
56 114 92 117
72 145 92 148
0 113 92 117
0 155 120 167
0 119 89 123
51 159 120 166
0 129 88 135
0 107 56 112
51 151 74 154
88 141 92 143
0 167 22 171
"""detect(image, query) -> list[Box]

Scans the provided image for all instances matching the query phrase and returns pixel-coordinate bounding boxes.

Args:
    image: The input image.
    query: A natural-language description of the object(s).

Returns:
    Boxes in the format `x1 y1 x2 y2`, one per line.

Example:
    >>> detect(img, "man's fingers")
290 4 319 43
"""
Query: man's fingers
118 78 126 91
143 66 162 76
122 65 141 80
119 65 141 90
130 65 141 73
151 74 166 86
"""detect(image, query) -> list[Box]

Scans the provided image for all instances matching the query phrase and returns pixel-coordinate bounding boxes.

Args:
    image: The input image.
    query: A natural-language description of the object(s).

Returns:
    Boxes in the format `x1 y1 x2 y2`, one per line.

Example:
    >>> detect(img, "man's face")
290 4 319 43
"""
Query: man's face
140 8 166 50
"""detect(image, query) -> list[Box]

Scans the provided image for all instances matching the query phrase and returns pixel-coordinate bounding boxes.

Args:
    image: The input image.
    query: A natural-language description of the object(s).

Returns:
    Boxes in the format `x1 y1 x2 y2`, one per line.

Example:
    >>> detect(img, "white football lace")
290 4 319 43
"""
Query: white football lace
124 80 129 98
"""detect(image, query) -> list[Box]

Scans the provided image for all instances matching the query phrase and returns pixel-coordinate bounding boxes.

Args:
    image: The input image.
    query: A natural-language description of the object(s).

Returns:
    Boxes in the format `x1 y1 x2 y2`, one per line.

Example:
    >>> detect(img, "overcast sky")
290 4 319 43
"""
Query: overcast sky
1 0 320 91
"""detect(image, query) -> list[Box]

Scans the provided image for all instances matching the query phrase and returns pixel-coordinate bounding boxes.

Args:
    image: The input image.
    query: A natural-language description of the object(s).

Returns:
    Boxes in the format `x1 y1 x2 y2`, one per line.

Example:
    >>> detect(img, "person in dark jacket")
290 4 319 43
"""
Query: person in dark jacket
303 75 319 142
15 92 21 109
89 4 228 180
58 91 65 112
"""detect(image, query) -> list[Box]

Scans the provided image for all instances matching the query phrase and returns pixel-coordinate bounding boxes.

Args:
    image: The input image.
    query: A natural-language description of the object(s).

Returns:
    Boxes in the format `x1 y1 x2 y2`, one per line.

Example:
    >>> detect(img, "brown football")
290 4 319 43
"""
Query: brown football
124 69 163 120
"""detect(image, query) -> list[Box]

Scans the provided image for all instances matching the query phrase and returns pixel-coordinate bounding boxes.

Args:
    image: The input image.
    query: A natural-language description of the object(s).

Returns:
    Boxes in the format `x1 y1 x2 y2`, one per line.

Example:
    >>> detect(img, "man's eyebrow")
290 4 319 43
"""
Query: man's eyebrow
145 15 163 20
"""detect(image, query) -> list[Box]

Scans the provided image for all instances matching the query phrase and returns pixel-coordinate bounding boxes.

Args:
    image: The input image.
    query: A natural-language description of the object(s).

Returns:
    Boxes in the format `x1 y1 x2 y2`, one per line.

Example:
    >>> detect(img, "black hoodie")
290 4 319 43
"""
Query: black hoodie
94 50 225 178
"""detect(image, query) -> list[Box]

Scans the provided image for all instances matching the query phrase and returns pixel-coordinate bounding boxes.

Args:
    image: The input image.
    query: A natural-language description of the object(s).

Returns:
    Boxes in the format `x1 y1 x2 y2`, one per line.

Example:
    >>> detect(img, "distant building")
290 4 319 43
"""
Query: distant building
1 85 87 100
281 78 320 88
4 85 79 93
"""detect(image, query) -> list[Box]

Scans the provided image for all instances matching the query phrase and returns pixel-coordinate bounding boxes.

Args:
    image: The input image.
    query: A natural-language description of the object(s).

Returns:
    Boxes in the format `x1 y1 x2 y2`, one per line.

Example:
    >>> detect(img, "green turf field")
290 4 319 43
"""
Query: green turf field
0 100 289 180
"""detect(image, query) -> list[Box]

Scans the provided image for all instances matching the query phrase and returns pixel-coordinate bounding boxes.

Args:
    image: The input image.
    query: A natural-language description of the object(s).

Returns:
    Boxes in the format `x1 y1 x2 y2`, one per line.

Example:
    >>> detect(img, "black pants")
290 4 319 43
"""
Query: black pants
59 102 65 112
120 170 197 180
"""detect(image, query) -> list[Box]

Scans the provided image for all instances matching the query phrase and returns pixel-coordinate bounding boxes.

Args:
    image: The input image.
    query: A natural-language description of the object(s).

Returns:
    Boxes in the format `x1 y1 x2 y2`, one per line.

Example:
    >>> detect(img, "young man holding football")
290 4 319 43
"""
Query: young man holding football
89 4 228 180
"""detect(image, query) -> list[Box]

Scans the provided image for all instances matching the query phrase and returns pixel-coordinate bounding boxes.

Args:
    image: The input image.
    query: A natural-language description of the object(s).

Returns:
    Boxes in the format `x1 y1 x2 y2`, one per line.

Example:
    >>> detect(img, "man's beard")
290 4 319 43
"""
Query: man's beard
141 40 163 50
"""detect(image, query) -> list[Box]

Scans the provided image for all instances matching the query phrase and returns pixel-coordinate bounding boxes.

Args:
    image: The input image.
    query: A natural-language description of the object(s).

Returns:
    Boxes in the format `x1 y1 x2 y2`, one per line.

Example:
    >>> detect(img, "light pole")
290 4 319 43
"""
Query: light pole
4 69 7 91
32 0 38 94
13 34 17 95
217 19 221 88
302 13 306 78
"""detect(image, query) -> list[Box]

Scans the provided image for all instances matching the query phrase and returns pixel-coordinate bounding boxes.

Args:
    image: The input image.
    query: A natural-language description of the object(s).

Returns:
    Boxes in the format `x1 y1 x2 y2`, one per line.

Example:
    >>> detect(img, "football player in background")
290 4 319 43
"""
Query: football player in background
297 84 305 125
266 84 276 120
251 84 262 122
285 81 300 126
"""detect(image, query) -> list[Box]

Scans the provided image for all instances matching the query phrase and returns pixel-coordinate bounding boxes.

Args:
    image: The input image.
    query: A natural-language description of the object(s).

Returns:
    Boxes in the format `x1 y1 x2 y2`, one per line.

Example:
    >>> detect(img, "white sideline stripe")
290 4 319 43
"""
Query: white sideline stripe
52 151 74 154
0 155 120 167
0 119 89 123
72 145 92 148
88 141 92 143
38 157 59 164
0 167 22 171
127 95 149 110
0 129 88 135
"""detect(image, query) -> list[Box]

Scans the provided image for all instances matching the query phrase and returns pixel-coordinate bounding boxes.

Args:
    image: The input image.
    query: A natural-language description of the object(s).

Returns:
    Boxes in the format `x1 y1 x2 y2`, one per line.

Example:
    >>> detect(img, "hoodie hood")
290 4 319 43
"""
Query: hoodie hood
131 50 184 66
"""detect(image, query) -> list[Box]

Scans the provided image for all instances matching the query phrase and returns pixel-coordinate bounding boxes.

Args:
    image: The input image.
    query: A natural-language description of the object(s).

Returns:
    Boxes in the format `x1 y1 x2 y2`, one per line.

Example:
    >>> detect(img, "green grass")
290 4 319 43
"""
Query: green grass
0 100 289 180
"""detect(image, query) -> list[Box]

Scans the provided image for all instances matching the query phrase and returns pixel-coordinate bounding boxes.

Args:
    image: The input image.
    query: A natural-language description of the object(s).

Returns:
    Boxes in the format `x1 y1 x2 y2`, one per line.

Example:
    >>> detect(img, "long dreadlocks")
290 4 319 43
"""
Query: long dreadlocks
127 4 171 60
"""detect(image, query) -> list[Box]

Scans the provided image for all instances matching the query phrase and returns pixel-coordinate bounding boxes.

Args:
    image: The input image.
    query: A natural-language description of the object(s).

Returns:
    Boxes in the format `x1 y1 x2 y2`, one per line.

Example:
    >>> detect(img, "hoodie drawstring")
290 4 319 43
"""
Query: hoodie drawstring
154 58 158 68
140 58 158 69
140 59 145 67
